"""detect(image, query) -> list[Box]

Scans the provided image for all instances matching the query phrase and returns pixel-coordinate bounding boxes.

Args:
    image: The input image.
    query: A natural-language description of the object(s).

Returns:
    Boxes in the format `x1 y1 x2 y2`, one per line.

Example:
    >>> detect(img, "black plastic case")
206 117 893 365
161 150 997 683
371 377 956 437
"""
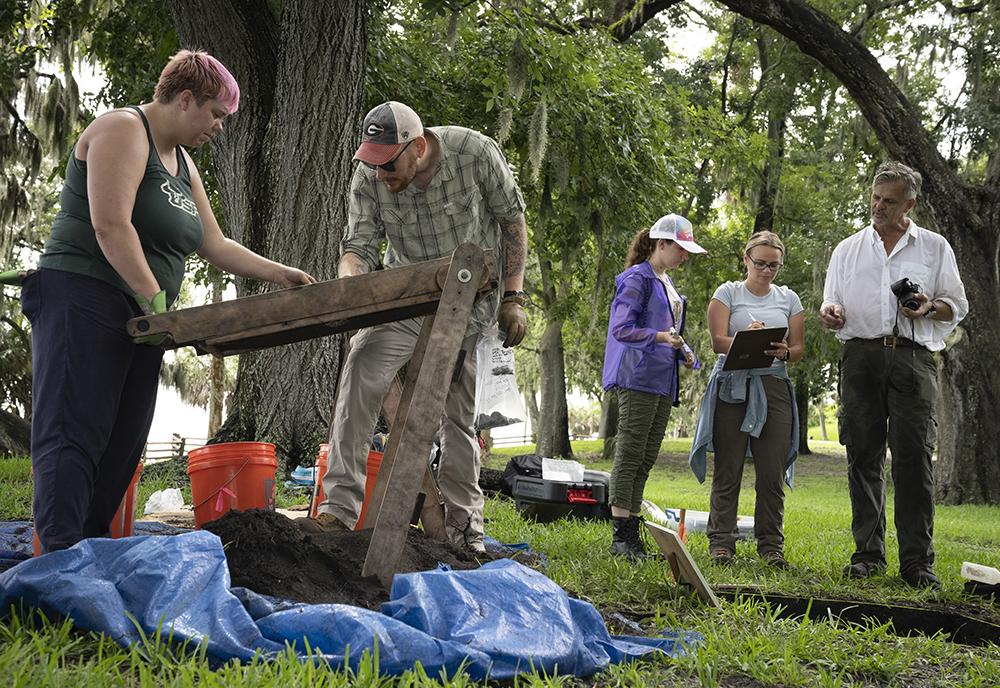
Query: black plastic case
511 470 611 522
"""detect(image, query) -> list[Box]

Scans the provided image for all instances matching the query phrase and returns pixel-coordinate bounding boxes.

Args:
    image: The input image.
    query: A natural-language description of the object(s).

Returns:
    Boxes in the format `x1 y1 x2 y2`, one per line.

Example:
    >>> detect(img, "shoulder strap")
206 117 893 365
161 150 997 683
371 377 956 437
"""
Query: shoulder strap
128 106 156 149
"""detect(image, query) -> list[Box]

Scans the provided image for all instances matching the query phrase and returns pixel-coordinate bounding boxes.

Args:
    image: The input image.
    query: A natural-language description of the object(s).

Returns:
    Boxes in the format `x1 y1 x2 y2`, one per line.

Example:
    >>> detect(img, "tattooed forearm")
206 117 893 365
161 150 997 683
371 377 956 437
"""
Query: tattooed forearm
500 214 527 280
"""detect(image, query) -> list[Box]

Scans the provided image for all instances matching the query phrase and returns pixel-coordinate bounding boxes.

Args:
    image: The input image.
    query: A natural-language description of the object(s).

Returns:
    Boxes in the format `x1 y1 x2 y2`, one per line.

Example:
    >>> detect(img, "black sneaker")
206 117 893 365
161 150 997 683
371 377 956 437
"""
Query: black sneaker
843 560 887 579
902 568 941 590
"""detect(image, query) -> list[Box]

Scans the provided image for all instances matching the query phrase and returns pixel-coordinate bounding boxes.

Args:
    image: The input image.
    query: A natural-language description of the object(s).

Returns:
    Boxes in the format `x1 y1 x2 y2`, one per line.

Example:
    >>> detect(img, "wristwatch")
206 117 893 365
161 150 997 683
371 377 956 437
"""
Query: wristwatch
923 301 937 319
502 290 526 299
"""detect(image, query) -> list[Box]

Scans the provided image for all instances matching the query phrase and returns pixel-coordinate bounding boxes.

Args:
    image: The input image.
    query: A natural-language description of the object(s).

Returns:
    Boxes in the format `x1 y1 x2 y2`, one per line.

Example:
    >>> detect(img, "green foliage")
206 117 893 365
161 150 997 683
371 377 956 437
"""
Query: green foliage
86 0 177 108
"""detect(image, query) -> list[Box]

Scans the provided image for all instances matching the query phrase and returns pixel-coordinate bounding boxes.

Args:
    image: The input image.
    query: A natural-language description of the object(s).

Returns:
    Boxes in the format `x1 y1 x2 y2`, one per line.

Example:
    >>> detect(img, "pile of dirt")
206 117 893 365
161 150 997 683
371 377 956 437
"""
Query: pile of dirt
203 509 496 609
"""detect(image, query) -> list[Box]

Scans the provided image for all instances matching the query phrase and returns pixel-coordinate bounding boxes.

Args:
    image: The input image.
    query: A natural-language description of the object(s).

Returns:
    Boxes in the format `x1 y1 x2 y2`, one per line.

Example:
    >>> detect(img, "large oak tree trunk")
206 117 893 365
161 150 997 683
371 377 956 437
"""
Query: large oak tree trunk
536 319 572 458
167 0 368 467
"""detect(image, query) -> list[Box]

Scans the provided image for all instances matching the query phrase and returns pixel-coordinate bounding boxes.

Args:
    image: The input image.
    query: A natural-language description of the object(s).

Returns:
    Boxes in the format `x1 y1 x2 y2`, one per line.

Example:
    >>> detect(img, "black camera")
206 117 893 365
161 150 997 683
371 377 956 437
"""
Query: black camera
890 277 921 310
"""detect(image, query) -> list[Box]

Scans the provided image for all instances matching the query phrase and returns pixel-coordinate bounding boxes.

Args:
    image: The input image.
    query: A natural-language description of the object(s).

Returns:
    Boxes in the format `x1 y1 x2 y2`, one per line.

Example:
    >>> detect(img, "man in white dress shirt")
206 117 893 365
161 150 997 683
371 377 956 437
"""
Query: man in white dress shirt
820 161 968 589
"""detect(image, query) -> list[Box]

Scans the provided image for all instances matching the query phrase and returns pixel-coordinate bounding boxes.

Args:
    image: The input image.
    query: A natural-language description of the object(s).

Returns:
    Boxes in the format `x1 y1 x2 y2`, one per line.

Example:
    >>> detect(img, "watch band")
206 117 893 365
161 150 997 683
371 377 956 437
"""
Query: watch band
502 290 526 299
923 301 937 318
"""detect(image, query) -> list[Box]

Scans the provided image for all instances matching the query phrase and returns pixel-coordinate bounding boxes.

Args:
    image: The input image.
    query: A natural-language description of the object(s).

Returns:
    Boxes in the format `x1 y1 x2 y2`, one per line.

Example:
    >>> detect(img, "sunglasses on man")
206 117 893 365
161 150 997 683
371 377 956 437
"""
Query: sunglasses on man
363 140 414 172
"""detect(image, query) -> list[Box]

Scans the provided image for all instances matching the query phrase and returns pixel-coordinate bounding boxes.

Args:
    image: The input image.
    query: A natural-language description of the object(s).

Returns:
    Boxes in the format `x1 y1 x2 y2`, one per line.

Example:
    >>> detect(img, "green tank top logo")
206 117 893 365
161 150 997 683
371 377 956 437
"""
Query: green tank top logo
160 180 198 217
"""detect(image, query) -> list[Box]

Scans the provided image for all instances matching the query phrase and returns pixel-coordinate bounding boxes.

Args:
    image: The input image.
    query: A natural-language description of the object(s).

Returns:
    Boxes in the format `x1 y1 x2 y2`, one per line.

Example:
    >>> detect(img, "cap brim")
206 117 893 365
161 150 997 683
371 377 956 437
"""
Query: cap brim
353 141 405 166
676 239 707 254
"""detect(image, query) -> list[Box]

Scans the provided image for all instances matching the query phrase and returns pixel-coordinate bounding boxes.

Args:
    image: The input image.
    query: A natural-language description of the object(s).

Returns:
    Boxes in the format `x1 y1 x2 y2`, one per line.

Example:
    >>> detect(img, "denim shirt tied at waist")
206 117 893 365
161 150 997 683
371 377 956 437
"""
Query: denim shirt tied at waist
688 356 799 487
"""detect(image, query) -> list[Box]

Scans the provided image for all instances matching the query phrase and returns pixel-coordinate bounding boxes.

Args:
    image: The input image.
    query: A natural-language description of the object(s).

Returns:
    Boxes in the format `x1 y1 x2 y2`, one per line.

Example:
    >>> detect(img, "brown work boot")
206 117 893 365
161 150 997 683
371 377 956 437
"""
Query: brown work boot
296 512 350 534
761 550 791 570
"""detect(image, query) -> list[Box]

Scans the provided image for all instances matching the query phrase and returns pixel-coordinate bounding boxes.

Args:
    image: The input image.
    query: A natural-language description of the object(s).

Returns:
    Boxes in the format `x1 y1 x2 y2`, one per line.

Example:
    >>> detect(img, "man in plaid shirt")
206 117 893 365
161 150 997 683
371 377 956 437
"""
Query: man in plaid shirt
304 101 529 552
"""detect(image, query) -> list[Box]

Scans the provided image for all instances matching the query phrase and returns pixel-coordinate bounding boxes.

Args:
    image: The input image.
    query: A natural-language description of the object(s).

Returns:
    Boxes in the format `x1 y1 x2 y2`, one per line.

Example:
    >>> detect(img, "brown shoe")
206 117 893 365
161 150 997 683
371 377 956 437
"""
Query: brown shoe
710 548 734 565
762 550 790 570
296 512 350 534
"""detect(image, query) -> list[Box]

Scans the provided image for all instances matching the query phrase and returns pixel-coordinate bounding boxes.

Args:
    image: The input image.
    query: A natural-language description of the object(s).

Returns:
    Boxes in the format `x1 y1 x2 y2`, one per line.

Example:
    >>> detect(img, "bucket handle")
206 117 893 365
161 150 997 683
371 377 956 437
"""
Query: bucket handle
192 458 251 512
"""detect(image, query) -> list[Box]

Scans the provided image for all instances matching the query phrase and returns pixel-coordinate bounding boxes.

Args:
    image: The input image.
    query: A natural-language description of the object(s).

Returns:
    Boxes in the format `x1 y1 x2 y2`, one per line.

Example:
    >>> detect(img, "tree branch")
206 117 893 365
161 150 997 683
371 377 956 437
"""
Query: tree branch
607 0 685 42
940 0 986 15
719 18 740 114
849 0 916 36
715 0 977 233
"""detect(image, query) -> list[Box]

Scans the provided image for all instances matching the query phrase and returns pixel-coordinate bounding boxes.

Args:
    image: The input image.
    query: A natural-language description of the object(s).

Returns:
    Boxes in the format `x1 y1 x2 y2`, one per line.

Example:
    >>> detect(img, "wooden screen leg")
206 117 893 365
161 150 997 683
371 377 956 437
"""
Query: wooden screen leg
360 321 448 539
361 315 435 530
362 245 486 586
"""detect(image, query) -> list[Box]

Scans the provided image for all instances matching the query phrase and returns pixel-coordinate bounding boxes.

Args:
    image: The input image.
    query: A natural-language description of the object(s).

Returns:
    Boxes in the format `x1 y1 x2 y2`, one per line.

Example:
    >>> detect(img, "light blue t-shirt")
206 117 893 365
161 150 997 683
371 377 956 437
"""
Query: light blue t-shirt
712 281 804 372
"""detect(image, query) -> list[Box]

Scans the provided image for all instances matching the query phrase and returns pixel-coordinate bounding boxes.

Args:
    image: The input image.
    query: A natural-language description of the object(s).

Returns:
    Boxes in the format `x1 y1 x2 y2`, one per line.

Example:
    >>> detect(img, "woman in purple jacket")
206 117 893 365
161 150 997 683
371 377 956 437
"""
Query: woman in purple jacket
602 214 707 557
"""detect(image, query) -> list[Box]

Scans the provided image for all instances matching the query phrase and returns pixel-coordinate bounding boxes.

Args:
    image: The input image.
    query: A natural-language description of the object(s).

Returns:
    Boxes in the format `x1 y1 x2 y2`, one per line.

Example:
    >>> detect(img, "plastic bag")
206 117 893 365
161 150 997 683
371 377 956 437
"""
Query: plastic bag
143 488 184 514
474 325 526 430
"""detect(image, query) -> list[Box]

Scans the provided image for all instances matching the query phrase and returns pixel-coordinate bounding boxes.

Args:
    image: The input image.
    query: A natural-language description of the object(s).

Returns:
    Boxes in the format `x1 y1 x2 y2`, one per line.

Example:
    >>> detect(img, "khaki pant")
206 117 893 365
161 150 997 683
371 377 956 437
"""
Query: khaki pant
708 376 793 555
318 318 483 544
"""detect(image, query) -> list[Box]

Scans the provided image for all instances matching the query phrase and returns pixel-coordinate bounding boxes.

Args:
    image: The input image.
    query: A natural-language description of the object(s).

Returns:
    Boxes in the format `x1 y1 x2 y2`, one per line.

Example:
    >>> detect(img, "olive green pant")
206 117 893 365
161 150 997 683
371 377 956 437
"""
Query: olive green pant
609 388 672 513
708 376 793 555
839 340 937 575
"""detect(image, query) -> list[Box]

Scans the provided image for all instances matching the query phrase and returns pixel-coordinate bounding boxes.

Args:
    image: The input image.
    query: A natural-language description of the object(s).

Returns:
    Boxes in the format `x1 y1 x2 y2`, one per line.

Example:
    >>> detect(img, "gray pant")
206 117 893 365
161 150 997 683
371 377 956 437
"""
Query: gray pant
609 388 672 513
839 340 937 575
319 318 483 544
708 376 793 555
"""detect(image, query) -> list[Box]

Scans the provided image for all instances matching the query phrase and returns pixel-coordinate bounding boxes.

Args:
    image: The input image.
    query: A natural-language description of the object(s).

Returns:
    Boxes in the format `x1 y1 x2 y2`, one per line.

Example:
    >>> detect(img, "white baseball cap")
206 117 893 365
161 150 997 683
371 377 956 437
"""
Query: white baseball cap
649 214 707 254
354 101 424 166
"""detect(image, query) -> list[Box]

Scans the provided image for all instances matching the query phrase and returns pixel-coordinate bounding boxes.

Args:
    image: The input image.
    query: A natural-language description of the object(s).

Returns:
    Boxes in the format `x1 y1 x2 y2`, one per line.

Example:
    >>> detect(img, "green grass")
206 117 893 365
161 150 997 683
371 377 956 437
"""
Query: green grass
2 441 999 686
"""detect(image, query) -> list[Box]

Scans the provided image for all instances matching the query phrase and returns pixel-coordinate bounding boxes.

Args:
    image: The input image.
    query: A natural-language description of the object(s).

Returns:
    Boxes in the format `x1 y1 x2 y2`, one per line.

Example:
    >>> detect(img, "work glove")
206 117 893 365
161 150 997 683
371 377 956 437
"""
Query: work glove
0 269 29 287
497 291 527 347
133 290 169 346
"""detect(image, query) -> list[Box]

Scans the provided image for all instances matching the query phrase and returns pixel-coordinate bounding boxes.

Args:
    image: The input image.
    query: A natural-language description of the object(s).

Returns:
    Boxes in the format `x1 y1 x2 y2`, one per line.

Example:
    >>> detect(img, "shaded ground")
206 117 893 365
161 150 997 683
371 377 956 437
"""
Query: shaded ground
203 509 516 609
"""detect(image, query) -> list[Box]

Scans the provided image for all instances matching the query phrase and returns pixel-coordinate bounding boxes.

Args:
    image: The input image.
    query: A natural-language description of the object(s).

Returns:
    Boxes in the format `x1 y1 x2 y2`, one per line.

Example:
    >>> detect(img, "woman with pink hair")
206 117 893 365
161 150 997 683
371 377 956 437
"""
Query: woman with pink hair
22 50 315 553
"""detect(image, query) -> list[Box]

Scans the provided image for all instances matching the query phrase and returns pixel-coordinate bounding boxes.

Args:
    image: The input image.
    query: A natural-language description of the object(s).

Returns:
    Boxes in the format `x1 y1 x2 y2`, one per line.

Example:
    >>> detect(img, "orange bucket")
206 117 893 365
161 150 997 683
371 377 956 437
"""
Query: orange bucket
310 444 383 530
33 461 143 556
187 441 277 528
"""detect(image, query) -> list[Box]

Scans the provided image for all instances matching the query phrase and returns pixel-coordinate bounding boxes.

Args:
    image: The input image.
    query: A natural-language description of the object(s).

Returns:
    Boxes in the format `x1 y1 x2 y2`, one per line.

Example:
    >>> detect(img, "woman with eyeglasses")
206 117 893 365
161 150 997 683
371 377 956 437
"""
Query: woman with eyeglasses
688 231 804 570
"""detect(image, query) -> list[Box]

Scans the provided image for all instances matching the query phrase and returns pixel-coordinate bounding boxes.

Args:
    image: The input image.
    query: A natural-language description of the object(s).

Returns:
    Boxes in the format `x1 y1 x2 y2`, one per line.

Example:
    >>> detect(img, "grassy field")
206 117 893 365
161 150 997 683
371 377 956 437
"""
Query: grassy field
1 440 998 686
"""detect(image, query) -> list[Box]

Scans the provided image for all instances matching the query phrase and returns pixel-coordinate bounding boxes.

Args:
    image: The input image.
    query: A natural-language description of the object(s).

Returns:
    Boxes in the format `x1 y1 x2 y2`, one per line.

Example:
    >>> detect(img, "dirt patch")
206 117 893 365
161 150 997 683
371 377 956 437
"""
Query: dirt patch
203 509 514 609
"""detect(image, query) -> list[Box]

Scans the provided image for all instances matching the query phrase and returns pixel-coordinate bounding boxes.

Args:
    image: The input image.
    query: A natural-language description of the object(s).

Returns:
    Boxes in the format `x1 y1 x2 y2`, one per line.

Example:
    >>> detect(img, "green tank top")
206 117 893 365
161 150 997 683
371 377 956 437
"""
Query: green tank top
39 106 204 306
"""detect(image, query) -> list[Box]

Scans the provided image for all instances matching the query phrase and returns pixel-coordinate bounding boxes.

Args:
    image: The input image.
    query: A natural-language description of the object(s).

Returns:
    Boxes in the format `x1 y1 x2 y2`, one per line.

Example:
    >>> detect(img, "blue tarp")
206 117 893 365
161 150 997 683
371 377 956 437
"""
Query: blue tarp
0 527 700 679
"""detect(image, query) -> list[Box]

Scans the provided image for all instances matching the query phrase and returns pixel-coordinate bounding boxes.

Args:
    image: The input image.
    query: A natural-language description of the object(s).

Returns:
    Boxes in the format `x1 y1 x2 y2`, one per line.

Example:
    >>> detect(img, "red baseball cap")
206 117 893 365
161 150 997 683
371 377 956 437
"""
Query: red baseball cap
354 101 424 166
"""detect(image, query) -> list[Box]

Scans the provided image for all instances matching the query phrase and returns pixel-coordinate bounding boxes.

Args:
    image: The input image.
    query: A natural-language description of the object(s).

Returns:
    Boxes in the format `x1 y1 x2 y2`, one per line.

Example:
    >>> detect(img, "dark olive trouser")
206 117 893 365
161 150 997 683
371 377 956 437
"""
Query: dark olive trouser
839 339 937 575
708 376 793 555
610 389 672 513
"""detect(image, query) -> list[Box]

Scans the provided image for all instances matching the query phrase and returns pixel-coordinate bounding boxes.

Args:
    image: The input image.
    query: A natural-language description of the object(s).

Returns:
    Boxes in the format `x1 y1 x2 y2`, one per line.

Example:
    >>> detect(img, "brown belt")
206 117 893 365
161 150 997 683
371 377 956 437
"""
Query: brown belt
848 336 925 349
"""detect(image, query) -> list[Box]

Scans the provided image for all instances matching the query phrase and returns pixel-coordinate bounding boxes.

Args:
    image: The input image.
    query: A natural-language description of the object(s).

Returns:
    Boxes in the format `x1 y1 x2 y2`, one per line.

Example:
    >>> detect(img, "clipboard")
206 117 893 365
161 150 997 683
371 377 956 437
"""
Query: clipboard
722 326 787 371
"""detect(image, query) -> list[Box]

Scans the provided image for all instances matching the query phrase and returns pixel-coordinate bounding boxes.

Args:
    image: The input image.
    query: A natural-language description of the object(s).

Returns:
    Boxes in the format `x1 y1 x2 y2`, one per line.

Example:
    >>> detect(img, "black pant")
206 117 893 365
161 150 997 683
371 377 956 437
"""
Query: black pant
838 339 937 575
22 269 163 553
